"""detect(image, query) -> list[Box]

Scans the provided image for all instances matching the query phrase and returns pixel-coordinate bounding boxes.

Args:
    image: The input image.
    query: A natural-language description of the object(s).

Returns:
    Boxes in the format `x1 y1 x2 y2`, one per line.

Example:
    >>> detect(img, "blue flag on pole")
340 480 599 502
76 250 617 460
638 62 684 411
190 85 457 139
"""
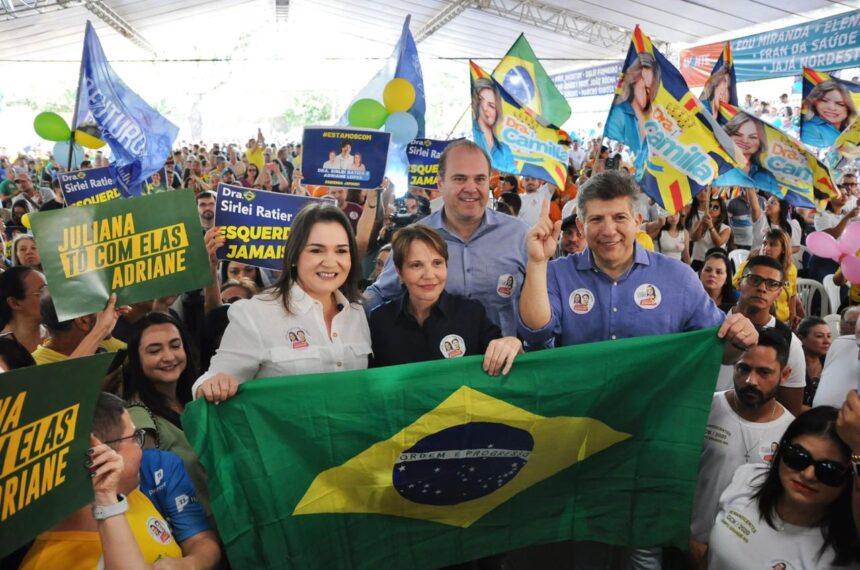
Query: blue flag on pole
337 16 425 194
74 21 178 195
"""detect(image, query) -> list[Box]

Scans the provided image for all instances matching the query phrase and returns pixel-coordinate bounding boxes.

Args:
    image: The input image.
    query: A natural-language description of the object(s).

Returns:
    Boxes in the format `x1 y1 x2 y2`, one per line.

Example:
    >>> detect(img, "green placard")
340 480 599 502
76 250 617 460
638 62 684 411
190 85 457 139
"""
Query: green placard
31 189 212 321
0 352 114 558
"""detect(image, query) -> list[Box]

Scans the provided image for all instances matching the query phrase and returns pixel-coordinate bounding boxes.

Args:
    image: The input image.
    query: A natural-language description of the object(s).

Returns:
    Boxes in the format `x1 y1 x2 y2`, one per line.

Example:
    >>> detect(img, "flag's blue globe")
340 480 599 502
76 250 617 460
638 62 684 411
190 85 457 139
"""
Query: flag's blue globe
502 66 537 106
393 422 533 506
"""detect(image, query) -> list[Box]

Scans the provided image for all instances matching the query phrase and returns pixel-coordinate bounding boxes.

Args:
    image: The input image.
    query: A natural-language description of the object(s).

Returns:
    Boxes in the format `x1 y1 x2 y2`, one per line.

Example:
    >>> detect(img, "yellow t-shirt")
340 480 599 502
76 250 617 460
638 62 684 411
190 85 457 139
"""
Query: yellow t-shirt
19 489 182 569
246 146 265 172
31 338 127 365
732 259 797 323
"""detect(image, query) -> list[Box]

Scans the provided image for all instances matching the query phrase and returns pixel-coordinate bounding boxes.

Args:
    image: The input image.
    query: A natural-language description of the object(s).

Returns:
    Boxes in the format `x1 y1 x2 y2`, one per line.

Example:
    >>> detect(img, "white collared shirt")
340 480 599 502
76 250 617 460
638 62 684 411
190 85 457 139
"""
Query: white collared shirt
192 284 371 398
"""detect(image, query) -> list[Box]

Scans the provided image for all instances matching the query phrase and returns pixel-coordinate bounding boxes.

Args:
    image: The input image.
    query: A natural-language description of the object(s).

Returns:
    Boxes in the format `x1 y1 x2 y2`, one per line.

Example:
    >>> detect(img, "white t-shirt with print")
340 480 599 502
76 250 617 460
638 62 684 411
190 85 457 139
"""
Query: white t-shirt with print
708 463 857 570
690 391 793 542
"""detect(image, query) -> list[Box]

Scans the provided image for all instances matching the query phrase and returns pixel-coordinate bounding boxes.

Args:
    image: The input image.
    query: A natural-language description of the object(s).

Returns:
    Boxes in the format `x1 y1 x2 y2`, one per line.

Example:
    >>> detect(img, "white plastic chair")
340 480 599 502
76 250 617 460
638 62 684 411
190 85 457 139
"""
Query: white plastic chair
823 313 841 339
728 248 749 275
823 274 842 314
796 278 830 318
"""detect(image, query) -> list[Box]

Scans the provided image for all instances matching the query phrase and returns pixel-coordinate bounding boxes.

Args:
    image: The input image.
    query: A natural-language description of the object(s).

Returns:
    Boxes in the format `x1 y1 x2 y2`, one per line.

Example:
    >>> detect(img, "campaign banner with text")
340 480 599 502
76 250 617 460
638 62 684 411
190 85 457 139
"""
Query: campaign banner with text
214 184 328 271
680 10 860 85
470 60 570 188
550 62 624 99
301 127 390 190
714 104 838 209
603 26 741 214
406 139 452 189
0 352 114 558
30 189 211 321
57 166 123 207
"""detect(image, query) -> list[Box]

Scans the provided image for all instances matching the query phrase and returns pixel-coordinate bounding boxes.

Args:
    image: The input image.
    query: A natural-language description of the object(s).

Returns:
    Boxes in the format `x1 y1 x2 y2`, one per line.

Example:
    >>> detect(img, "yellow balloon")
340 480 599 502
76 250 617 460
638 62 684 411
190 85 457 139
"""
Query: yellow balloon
74 129 105 149
21 213 31 229
383 78 416 113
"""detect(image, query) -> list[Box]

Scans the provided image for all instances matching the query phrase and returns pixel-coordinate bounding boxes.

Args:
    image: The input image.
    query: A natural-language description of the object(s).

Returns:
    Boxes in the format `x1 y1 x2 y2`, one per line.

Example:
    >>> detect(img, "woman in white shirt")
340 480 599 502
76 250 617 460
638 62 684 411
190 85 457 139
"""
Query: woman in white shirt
707 407 860 569
193 203 371 403
655 212 690 264
690 196 731 272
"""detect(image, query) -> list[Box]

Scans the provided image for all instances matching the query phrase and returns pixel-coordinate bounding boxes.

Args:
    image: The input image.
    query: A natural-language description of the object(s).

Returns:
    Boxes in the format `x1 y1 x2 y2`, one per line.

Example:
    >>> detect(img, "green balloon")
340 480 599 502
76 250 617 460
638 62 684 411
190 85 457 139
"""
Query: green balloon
348 98 388 129
33 111 71 142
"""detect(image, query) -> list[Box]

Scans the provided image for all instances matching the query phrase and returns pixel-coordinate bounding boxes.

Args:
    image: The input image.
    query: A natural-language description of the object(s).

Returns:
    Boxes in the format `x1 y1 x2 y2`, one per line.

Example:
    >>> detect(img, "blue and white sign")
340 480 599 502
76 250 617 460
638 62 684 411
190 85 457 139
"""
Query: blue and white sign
57 165 123 207
550 62 623 98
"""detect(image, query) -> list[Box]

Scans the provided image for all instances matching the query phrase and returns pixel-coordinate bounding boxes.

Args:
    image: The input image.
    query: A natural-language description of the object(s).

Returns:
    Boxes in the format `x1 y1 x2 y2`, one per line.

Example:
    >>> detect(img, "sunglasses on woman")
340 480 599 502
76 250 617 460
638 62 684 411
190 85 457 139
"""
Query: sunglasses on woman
781 442 851 487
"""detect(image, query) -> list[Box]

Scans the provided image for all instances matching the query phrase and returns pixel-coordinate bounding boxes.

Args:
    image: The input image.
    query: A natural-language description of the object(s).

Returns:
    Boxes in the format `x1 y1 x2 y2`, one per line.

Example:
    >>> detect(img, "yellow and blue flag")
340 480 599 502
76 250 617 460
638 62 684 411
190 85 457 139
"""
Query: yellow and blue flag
800 68 860 149
74 21 178 196
604 27 742 215
699 42 737 118
492 34 571 128
714 103 837 209
471 61 570 188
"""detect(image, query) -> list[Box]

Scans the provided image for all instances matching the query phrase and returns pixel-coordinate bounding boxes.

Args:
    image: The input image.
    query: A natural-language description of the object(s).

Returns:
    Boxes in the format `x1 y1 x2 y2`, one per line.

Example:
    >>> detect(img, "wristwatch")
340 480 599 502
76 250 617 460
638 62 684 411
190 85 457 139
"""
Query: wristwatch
852 454 860 478
92 494 128 520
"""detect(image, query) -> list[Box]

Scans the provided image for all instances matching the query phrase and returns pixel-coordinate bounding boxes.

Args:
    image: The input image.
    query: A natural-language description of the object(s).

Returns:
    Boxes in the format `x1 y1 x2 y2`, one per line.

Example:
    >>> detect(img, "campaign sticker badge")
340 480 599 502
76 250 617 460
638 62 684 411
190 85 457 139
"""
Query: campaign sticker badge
496 274 514 298
568 288 594 314
146 517 173 544
634 284 661 309
440 334 466 358
287 328 310 349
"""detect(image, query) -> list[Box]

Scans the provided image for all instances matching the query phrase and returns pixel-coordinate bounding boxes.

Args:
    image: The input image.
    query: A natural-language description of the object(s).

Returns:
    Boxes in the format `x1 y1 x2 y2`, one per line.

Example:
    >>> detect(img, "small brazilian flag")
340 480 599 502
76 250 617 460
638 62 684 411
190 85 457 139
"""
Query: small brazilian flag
183 328 723 569
493 34 571 127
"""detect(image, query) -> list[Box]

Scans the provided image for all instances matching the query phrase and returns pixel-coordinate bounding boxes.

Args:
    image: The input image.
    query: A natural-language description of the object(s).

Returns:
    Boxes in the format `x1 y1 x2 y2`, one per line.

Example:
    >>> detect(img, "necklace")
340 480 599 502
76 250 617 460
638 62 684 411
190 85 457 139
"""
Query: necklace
729 391 778 462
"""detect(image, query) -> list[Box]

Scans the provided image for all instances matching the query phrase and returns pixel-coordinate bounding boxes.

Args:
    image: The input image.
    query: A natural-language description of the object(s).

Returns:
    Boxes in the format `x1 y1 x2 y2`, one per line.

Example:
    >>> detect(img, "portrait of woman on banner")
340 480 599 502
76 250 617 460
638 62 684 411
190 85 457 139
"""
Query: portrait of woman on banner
605 52 661 160
802 80 857 149
471 78 516 174
719 111 780 195
700 64 732 117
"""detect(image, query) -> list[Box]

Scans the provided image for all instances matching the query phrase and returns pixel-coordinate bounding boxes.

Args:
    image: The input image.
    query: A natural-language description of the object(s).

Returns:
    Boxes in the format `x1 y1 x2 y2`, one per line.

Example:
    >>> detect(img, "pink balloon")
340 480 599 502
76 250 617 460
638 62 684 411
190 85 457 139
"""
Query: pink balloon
840 222 860 256
842 255 860 284
806 231 841 260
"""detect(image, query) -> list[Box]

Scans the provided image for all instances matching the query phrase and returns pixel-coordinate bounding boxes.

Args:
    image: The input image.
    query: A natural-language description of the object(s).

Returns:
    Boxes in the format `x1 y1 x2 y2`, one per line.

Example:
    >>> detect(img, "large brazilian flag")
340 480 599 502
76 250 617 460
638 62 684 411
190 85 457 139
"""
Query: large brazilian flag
183 328 723 569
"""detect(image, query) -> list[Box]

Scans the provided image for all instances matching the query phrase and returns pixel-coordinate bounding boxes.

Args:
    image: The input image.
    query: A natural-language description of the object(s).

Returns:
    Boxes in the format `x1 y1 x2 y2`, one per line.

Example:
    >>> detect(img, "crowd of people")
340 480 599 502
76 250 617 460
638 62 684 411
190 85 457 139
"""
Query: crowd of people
2 119 860 570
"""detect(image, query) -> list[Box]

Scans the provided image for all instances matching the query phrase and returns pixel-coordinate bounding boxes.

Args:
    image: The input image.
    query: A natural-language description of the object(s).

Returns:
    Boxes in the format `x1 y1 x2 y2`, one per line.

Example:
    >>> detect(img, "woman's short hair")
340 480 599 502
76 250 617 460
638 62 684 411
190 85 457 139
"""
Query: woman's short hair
796 316 827 339
390 225 449 271
220 277 258 299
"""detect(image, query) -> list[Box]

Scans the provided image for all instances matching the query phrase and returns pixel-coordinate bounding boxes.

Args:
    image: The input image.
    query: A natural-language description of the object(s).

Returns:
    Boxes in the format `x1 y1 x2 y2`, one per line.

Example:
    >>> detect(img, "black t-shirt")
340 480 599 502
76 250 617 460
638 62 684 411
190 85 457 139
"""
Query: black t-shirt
368 291 501 367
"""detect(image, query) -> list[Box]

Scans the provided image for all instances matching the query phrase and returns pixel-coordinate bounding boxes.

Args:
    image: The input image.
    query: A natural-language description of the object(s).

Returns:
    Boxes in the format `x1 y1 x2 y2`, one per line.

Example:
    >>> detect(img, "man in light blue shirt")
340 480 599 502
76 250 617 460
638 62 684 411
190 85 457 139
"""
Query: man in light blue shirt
365 140 529 337
518 170 758 360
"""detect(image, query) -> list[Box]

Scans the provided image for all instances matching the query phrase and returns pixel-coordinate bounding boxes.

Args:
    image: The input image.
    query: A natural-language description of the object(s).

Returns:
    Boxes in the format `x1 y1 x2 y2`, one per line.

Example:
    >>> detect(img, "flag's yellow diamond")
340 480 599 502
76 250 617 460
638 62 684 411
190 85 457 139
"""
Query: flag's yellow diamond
294 386 630 527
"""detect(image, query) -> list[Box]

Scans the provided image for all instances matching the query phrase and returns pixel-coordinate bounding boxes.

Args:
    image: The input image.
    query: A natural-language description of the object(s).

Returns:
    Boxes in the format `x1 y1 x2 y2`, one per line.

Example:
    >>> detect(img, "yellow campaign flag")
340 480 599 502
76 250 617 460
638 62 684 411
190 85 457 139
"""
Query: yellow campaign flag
294 385 630 528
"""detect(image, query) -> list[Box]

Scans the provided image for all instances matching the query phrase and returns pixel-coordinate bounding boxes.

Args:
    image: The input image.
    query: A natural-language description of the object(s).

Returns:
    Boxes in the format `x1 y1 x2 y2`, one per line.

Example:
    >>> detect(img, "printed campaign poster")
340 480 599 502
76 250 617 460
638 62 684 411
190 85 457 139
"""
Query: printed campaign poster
698 42 737 118
30 189 212 321
406 139 452 189
0 352 114 558
57 165 123 207
603 26 741 214
301 127 390 189
214 183 329 271
800 68 860 149
144 167 169 194
469 61 570 189
714 103 838 208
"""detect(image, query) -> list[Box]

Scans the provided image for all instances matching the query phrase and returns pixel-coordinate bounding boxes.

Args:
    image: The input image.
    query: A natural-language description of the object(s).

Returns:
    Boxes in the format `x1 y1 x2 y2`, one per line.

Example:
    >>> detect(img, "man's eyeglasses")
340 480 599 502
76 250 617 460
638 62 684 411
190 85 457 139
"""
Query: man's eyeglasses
103 428 146 449
742 273 785 291
781 442 851 487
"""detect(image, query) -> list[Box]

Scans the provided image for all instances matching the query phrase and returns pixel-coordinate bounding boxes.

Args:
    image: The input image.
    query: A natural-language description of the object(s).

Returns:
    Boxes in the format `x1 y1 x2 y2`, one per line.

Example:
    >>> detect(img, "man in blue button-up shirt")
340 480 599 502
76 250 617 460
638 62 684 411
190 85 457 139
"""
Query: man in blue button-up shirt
518 170 758 362
365 140 529 337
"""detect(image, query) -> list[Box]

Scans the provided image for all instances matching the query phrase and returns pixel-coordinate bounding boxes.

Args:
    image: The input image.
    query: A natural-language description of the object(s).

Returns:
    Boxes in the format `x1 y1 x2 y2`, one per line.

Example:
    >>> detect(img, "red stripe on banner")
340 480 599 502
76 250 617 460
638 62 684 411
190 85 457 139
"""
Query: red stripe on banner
724 42 733 66
669 180 684 213
633 26 646 53
684 98 697 111
805 68 827 85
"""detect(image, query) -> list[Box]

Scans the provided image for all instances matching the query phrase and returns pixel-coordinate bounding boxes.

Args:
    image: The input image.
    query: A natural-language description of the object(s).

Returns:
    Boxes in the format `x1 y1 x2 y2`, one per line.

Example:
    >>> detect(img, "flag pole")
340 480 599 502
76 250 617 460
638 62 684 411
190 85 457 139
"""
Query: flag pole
446 104 470 139
67 21 89 171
